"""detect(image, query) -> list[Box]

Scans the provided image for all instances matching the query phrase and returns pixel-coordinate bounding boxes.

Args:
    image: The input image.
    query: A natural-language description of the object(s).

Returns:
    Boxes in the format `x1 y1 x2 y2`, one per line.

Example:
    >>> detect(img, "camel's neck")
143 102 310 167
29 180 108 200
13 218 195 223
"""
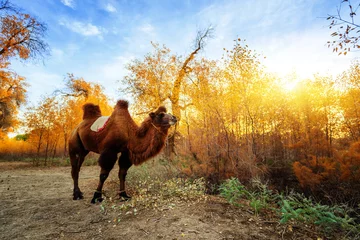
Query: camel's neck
127 125 168 165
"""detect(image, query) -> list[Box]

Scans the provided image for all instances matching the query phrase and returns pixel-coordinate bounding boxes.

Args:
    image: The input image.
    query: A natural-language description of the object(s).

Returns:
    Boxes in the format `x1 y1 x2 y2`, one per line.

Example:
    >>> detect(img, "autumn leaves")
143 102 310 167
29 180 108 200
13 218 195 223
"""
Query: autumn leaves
0 0 48 138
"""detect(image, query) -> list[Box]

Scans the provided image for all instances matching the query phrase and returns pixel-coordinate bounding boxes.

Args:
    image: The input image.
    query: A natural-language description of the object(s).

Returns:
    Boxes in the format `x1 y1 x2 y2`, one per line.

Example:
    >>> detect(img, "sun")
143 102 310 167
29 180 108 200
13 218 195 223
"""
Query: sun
282 80 299 92
275 72 301 92
7 132 17 138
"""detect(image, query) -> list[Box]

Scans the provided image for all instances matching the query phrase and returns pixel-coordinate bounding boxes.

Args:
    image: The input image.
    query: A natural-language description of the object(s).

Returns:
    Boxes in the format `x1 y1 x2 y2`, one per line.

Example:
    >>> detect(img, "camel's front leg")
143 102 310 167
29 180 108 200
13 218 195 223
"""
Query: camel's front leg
118 152 132 201
91 151 117 204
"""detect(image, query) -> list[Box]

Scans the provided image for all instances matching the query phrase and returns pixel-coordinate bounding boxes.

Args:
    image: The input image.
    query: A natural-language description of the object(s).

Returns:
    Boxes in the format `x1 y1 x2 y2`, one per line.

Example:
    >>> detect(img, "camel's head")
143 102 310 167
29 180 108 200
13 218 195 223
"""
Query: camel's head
149 106 177 128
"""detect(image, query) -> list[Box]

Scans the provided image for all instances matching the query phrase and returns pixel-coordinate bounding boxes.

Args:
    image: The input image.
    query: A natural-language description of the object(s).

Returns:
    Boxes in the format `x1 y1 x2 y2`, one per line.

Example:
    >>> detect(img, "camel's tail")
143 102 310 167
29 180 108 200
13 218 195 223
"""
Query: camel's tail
115 100 129 109
82 103 102 119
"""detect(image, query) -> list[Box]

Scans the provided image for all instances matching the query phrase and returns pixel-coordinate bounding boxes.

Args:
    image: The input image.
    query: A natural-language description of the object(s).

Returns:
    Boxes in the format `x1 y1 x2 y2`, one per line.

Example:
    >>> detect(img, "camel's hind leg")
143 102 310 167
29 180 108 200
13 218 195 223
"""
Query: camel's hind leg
91 150 117 204
70 150 88 200
118 151 132 201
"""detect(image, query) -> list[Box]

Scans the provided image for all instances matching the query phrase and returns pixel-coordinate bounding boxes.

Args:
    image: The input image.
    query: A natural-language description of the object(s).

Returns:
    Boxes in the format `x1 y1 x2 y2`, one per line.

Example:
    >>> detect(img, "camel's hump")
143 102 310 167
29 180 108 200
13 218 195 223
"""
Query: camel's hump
82 103 102 119
116 100 129 109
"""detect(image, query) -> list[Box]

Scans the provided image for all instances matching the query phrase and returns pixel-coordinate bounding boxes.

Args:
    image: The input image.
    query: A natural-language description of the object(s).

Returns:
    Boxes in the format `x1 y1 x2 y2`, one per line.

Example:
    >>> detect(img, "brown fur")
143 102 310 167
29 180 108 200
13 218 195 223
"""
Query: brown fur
69 99 177 202
82 103 101 119
115 99 129 109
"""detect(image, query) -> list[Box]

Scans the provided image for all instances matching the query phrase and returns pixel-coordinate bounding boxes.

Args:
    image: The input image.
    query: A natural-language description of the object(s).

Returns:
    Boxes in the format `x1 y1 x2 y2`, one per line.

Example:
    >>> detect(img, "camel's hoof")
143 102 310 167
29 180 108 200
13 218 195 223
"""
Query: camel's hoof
73 195 84 200
119 191 132 201
91 191 103 204
73 191 84 200
91 197 103 204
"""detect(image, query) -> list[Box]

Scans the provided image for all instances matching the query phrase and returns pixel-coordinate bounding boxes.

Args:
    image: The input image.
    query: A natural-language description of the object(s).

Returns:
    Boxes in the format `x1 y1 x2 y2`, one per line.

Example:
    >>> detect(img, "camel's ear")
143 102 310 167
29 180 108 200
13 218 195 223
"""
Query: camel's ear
155 106 167 114
149 112 156 119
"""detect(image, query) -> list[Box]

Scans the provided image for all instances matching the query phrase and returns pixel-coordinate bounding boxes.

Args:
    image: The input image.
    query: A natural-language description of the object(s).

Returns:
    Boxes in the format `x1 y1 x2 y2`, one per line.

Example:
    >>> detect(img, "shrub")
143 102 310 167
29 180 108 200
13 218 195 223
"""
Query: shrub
219 177 277 215
279 192 357 235
248 178 277 215
219 177 250 207
219 177 360 238
102 159 206 214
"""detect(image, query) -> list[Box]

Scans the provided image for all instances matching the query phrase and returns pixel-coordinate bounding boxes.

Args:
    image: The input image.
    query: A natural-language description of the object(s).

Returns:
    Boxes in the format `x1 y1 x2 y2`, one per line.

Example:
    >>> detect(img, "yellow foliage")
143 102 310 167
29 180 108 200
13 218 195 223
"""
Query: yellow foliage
0 66 27 135
0 137 34 159
0 13 47 63
0 6 48 137
20 75 113 161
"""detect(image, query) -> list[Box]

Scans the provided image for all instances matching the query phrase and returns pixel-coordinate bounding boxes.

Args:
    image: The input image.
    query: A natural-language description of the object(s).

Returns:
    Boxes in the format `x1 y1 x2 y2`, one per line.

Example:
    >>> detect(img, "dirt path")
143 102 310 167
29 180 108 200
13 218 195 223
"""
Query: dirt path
0 163 316 240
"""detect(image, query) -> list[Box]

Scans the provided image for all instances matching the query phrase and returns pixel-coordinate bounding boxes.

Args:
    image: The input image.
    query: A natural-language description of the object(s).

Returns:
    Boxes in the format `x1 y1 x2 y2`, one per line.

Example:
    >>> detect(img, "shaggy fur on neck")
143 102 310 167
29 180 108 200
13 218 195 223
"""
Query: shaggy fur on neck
128 125 169 165
136 117 152 138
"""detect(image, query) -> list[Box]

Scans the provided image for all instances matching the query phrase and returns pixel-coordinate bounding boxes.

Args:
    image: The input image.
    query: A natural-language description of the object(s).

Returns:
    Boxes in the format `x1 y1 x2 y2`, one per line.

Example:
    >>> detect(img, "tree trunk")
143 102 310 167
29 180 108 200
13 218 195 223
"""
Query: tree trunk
35 132 43 166
63 131 68 157
165 27 213 160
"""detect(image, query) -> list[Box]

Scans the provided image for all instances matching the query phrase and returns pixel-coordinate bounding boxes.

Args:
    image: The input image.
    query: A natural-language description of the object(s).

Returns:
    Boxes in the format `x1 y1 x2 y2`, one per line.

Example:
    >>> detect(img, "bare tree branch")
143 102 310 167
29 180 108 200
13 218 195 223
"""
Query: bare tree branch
170 25 215 109
0 2 49 62
327 0 360 55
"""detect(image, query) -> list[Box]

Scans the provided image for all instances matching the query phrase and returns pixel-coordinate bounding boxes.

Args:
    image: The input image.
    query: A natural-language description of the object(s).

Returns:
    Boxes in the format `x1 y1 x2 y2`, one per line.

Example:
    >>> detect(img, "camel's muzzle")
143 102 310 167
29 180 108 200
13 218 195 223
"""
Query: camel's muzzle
169 115 177 125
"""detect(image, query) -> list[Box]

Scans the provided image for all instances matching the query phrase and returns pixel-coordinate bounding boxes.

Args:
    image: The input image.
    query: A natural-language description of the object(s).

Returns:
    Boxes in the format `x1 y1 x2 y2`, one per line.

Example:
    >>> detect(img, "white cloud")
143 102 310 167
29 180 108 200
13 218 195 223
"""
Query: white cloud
260 28 353 80
100 55 133 80
50 48 64 62
26 71 64 104
66 43 80 55
61 0 75 9
76 55 135 103
15 0 354 108
138 23 155 35
104 3 117 13
190 0 350 79
50 44 81 62
59 19 102 37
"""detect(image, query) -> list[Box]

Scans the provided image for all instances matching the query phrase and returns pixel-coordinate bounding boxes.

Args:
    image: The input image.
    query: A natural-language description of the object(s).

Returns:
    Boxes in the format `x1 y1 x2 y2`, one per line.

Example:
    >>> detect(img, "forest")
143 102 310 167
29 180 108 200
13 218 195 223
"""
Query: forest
1 0 360 238
2 29 360 204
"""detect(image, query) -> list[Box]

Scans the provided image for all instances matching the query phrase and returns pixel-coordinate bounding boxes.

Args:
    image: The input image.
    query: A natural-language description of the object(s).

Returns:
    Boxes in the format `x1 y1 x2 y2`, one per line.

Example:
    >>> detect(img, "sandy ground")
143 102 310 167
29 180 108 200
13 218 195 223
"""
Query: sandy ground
0 162 318 240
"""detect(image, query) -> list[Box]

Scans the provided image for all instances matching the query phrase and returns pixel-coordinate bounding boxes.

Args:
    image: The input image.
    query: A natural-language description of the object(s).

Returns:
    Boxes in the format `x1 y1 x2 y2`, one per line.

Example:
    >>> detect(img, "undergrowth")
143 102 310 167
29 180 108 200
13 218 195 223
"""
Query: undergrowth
0 154 99 167
219 177 360 239
97 158 207 222
219 177 277 215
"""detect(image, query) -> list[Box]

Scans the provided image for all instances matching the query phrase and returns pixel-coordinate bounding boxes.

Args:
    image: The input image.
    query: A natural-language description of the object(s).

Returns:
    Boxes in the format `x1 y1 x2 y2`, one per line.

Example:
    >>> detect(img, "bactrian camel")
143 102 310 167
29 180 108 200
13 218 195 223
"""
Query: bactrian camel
69 100 177 203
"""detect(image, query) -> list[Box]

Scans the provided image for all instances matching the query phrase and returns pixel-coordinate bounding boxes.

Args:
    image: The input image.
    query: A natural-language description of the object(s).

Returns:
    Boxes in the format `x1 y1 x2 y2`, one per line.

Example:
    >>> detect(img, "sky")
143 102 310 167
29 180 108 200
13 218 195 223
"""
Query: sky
9 0 357 106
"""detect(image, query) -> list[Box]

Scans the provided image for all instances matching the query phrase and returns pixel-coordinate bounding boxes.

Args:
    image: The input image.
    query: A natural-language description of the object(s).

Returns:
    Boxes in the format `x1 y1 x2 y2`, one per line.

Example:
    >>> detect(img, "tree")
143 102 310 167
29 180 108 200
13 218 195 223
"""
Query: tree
221 38 264 158
60 73 113 115
122 42 176 112
0 0 49 62
123 27 214 114
0 62 27 137
22 75 113 163
122 27 214 158
54 74 113 156
0 0 49 136
327 0 360 55
14 133 28 141
169 27 214 122
177 39 270 184
339 62 360 140
25 97 58 165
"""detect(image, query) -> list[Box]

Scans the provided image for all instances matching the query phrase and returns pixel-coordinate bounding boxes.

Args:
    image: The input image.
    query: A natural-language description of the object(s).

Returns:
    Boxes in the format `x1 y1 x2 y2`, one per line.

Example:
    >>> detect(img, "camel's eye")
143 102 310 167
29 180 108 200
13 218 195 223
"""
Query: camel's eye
159 112 165 118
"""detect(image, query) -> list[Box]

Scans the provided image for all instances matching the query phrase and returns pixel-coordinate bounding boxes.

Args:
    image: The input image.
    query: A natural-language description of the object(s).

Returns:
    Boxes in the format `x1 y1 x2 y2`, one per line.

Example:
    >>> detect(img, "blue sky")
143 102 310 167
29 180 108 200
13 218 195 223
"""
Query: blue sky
10 0 354 105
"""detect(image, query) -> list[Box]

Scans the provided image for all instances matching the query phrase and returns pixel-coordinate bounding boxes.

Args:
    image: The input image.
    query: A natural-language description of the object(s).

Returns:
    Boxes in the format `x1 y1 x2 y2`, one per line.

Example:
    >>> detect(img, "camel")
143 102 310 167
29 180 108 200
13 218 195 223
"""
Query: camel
69 100 177 203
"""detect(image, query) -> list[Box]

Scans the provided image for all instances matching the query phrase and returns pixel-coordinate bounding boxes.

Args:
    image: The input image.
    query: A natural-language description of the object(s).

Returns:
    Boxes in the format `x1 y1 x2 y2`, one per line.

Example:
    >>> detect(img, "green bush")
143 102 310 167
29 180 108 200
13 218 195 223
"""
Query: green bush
248 178 277 215
219 177 276 214
279 192 356 235
219 177 250 207
219 177 360 238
